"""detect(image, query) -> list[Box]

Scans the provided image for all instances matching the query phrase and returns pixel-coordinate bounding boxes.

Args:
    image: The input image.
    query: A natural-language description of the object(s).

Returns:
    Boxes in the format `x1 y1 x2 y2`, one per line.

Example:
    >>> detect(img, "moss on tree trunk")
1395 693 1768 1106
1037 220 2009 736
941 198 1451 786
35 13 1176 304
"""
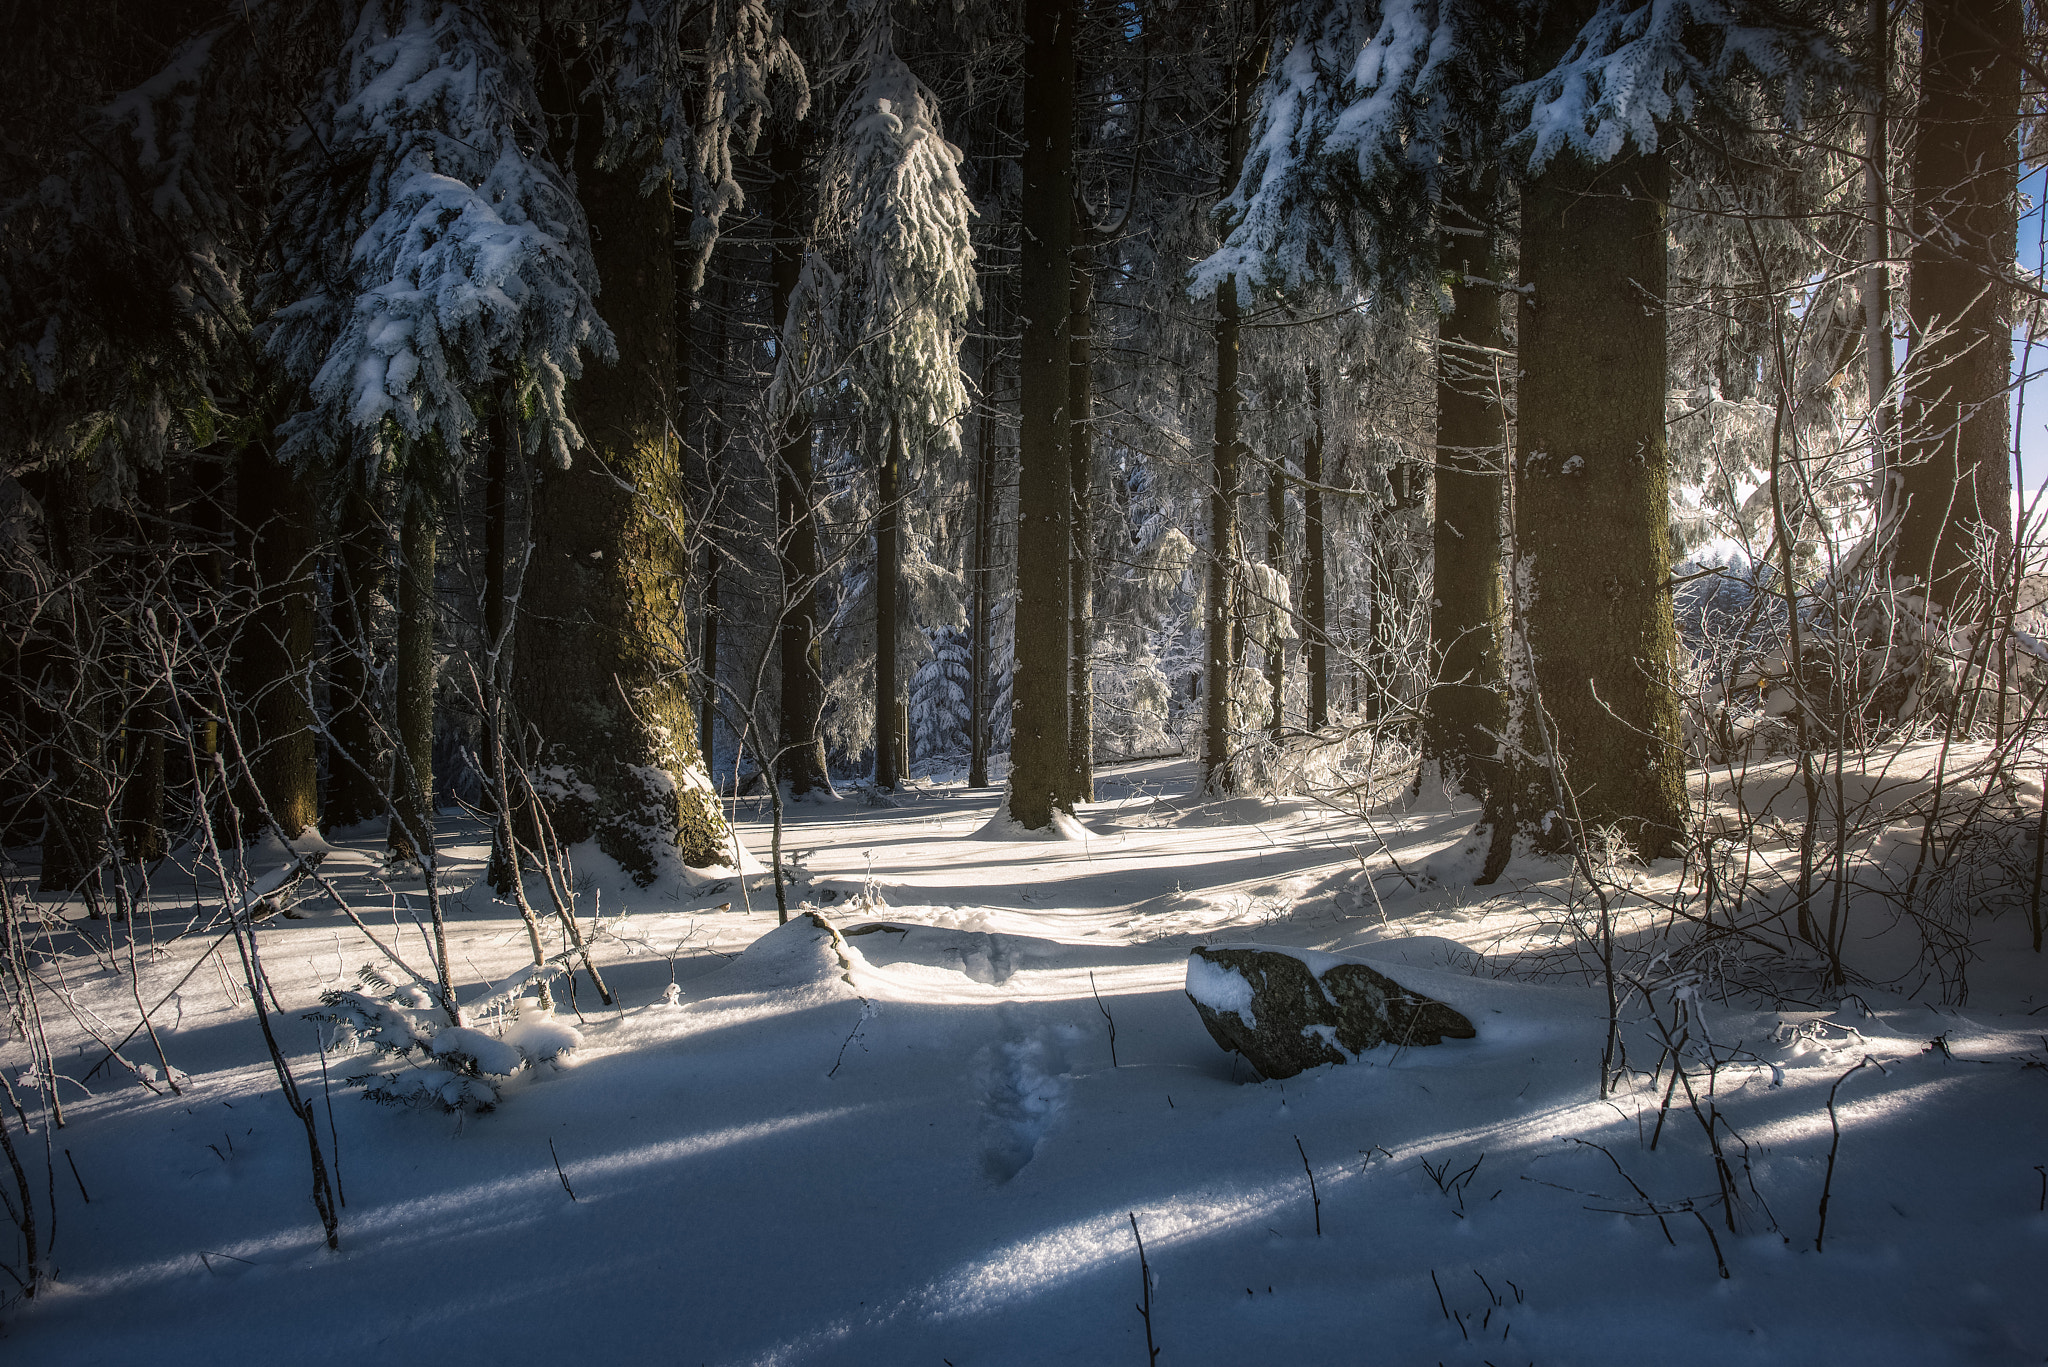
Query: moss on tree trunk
518 79 726 881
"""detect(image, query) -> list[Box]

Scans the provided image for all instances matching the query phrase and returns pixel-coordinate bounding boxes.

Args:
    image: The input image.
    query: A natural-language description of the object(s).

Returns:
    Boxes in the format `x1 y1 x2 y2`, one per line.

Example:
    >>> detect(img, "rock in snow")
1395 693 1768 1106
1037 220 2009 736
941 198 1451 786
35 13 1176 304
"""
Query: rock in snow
1185 944 1476 1078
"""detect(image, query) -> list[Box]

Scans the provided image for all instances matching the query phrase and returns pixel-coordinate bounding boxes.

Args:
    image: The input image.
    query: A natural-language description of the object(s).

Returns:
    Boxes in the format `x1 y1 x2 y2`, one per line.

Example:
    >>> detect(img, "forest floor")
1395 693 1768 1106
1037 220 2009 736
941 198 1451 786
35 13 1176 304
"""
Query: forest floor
3 755 2046 1364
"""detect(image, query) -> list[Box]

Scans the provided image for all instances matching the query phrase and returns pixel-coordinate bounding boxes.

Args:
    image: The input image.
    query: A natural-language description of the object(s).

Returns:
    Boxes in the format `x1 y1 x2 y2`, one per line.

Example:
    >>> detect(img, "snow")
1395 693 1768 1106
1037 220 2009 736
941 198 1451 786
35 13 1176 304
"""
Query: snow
1183 953 1256 1028
4 756 2046 1362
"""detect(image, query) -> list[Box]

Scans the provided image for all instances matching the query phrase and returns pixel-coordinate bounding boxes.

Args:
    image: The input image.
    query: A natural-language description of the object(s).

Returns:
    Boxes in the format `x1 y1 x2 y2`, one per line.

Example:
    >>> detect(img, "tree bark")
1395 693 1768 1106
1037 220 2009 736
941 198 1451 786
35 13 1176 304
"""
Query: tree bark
770 120 831 798
1515 126 1685 856
1421 204 1509 801
325 477 386 829
121 461 169 865
520 40 728 880
874 416 903 790
1066 226 1097 804
388 485 435 862
1203 1 1270 795
1204 277 1242 792
37 460 107 891
1007 0 1077 830
1302 367 1329 731
1894 0 2019 618
232 446 319 842
1265 444 1287 738
969 325 1000 790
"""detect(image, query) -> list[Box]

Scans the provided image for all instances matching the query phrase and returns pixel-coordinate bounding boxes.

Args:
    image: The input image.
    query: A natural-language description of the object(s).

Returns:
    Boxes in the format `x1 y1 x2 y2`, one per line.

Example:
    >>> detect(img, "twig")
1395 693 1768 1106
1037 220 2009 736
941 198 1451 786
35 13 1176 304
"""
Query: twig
1294 1135 1322 1236
549 1138 577 1202
1091 971 1119 1068
1816 1054 1882 1252
63 1149 88 1204
1129 1212 1160 1364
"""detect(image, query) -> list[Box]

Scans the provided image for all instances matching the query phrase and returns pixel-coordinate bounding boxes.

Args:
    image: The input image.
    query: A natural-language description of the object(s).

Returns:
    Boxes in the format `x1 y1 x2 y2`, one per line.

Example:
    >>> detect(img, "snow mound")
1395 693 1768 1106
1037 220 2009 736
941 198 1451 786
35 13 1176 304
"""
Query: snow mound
689 910 865 1000
969 806 1092 841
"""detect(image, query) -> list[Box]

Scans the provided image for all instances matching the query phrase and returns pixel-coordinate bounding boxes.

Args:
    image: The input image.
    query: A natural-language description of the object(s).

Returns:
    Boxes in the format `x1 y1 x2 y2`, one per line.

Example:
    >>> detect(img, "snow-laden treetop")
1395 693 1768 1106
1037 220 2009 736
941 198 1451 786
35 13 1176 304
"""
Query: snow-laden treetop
775 17 978 457
264 0 611 486
1195 0 1843 301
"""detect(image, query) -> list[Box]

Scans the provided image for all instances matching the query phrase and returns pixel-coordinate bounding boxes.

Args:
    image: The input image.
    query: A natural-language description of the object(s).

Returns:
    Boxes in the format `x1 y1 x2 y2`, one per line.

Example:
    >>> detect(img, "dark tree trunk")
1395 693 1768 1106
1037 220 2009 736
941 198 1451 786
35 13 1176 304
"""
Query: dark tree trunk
1007 0 1076 830
520 38 727 880
1265 446 1287 738
874 417 903 790
969 325 1000 790
388 486 435 862
699 550 718 772
1865 0 1893 513
770 120 831 798
1894 0 2019 617
121 462 169 865
325 477 386 829
1066 228 1096 805
1421 203 1509 801
1302 368 1329 731
232 447 319 842
1515 78 1684 856
1203 2 1270 795
1204 279 1242 793
37 461 107 891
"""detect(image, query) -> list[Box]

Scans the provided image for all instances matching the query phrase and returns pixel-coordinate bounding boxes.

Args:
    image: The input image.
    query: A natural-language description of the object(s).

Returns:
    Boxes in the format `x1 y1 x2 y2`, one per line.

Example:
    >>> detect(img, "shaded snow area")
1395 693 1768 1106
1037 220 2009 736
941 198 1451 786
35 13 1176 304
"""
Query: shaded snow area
5 757 2047 1364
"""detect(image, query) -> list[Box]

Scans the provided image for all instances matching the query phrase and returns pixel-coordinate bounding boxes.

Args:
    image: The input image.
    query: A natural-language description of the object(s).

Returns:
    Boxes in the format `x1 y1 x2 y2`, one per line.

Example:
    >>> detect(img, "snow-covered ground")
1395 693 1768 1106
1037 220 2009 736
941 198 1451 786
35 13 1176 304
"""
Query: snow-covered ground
5 757 2046 1364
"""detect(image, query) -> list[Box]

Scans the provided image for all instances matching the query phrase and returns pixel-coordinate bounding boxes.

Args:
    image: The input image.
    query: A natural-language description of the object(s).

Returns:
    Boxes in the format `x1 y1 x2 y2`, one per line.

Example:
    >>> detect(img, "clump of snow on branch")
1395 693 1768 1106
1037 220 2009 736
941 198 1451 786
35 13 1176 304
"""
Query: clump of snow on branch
263 0 611 481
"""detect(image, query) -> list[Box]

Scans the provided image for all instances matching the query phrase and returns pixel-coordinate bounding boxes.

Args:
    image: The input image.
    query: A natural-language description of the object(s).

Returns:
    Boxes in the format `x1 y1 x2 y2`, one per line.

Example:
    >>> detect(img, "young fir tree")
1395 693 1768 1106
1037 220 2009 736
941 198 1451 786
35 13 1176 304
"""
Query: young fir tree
775 11 978 792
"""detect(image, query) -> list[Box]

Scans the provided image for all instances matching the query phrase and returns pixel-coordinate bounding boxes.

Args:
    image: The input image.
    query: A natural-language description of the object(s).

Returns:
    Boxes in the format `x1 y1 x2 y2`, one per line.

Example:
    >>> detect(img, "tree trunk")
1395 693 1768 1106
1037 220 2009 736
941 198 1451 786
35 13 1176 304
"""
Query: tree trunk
1265 445 1287 738
1421 205 1509 801
1066 228 1096 804
1203 5 1270 795
388 485 435 862
1515 116 1685 856
969 326 999 790
121 462 169 865
770 120 831 798
874 416 903 790
520 43 728 881
325 477 386 829
1205 277 1242 793
1894 0 2019 618
37 460 107 892
1006 0 1076 830
1302 368 1329 731
232 446 319 842
1865 0 1894 521
699 550 718 773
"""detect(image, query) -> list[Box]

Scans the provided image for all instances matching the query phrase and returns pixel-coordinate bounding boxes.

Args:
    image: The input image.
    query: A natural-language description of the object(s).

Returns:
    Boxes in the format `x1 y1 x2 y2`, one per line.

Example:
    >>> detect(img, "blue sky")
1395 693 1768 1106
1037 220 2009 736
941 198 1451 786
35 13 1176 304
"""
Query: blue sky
2013 163 2045 495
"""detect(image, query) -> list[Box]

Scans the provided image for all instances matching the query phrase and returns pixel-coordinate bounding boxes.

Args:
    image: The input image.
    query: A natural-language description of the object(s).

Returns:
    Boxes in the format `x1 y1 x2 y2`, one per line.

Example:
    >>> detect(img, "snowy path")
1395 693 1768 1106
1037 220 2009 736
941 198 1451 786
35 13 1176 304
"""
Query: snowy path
5 759 2046 1364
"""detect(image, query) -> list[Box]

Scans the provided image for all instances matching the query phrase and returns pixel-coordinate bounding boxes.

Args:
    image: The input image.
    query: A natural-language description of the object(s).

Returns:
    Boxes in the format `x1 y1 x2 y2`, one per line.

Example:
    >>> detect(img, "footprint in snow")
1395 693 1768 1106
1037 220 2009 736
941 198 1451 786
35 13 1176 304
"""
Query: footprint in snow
976 1032 1071 1182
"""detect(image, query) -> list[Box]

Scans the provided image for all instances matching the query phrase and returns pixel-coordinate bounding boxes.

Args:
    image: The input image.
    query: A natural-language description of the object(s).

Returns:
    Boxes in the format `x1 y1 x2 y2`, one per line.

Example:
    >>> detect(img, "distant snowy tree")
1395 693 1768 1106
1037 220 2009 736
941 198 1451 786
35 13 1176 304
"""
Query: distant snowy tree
776 13 978 787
